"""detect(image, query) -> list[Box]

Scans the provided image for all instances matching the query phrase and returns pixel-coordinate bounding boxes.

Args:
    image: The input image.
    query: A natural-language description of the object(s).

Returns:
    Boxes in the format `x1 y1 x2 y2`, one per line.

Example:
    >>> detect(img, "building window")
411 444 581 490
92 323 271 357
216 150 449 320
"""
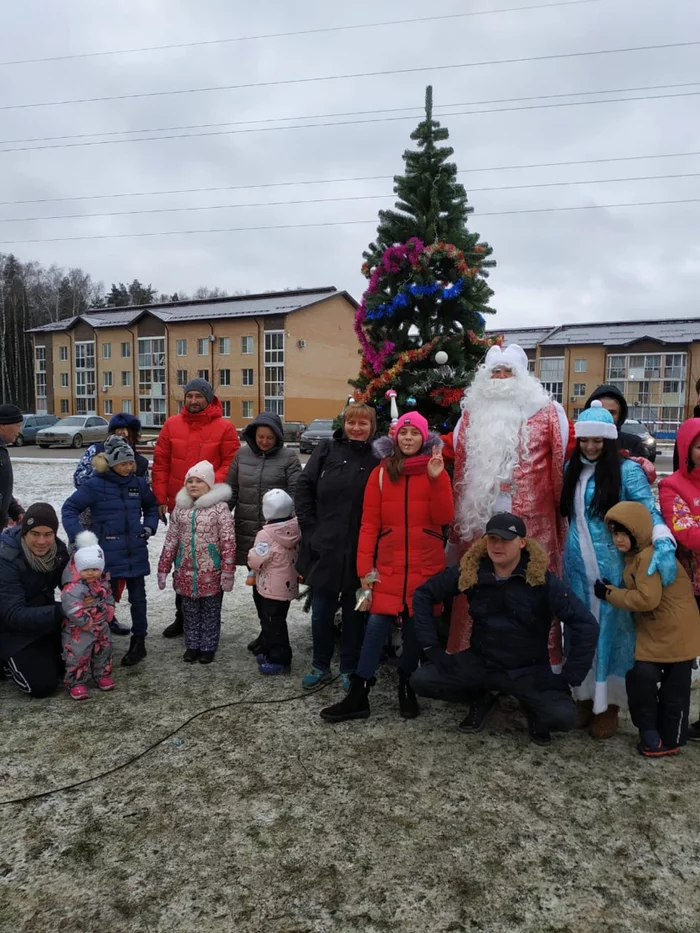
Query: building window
60 373 69 388
59 345 68 362
242 401 253 419
574 359 587 373
242 368 254 387
527 360 536 374
198 369 209 381
122 371 132 387
60 399 70 413
197 338 208 356
104 400 113 415
35 346 47 402
573 383 586 397
103 371 113 388
663 380 681 396
264 331 284 416
607 355 626 381
242 336 254 355
102 343 112 360
177 400 184 413
75 341 96 414
138 337 166 427
218 337 230 355
538 356 564 404
121 342 131 358
177 369 188 386
604 351 687 426
177 339 187 357
221 400 231 417
123 400 132 414
664 354 686 380
572 408 582 419
219 369 231 386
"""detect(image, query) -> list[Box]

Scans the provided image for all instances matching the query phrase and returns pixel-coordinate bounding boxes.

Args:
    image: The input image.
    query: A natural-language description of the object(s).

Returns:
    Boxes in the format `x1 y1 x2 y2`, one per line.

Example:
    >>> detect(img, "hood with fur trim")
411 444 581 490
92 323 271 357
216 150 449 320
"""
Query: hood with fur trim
175 482 232 510
458 536 549 592
372 431 443 460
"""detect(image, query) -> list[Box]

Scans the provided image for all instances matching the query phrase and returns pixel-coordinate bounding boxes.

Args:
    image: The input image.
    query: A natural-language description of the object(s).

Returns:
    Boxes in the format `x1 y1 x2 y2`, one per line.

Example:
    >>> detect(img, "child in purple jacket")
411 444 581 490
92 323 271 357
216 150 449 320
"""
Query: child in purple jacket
247 489 300 676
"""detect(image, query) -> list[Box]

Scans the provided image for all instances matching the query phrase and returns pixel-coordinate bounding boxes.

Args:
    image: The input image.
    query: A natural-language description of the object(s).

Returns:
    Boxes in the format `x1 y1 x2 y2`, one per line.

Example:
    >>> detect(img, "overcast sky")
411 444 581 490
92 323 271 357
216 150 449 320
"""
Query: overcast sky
1 0 699 327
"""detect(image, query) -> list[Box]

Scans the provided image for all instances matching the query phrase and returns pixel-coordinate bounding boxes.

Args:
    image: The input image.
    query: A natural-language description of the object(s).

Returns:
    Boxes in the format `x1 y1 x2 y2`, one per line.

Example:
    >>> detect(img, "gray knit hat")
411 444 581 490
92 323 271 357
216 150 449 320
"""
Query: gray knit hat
183 378 213 404
104 435 136 468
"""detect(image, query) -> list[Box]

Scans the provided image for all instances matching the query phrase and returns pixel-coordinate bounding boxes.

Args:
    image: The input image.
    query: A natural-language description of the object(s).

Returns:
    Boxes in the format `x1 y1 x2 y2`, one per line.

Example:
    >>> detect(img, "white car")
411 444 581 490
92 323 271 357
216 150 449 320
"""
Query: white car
37 415 110 449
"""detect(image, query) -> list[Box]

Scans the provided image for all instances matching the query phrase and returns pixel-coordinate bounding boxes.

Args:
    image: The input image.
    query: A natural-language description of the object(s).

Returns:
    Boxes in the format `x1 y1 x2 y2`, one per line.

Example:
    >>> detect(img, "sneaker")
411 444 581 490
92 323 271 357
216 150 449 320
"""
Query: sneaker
457 693 497 734
121 636 147 667
198 652 215 664
528 725 552 747
183 649 199 663
302 667 332 689
341 673 352 692
687 720 700 742
69 685 89 701
258 662 290 676
109 619 131 636
255 652 268 665
162 618 184 639
95 675 115 691
637 734 681 758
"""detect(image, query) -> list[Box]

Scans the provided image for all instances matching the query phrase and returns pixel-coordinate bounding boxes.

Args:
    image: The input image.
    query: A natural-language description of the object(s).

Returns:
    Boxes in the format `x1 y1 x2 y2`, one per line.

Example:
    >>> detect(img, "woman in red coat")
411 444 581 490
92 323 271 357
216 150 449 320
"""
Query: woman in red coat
321 412 454 723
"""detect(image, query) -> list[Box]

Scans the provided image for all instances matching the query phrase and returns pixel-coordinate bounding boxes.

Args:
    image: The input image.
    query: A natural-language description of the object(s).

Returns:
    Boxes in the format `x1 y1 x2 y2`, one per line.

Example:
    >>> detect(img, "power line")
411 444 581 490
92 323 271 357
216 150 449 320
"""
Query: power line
1 197 698 246
4 171 700 225
0 1 603 67
2 39 698 112
1 80 696 148
3 149 700 208
2 88 698 155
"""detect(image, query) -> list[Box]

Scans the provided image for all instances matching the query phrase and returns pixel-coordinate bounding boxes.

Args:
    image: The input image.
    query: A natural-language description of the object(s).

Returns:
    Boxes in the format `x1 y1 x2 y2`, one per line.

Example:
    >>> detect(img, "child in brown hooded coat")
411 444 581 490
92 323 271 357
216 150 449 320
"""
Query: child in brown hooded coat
595 500 700 757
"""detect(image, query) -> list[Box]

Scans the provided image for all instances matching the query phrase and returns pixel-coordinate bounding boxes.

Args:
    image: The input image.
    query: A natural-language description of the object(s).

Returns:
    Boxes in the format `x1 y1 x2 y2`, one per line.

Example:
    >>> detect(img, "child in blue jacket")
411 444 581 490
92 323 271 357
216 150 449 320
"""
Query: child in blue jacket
62 435 159 667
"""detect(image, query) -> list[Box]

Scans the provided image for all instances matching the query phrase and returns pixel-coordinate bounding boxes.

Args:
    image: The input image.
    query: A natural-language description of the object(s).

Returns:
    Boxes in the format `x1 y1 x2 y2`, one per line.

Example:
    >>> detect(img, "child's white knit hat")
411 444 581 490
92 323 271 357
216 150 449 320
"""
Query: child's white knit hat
262 488 294 521
74 531 105 573
185 460 215 490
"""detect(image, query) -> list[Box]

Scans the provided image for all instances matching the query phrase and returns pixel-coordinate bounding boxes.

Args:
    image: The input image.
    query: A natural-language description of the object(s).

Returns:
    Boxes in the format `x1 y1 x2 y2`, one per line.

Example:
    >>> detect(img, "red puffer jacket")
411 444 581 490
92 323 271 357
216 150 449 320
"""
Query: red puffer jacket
659 418 700 595
356 435 454 617
152 397 240 510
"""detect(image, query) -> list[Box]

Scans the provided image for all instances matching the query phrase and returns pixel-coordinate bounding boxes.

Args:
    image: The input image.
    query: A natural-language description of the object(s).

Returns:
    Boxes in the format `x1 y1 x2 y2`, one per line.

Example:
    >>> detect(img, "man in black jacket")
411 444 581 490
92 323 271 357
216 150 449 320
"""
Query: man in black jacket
584 385 646 458
411 513 598 745
0 404 24 529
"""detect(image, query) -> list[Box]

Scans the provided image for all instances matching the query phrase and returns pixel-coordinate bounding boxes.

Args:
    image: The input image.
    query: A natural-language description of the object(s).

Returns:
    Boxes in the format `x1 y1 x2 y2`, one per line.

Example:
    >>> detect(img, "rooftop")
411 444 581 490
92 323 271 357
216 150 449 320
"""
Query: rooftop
491 317 700 348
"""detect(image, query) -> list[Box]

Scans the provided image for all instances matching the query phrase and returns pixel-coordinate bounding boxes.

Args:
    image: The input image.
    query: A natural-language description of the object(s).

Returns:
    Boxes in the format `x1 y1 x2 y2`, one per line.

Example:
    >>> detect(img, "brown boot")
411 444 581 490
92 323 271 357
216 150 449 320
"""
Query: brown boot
576 699 594 729
589 704 620 739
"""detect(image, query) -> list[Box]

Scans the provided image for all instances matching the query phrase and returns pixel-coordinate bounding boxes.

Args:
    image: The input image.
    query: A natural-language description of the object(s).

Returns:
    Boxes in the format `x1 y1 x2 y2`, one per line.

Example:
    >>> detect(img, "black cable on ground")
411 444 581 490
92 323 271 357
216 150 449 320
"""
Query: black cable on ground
0 676 339 808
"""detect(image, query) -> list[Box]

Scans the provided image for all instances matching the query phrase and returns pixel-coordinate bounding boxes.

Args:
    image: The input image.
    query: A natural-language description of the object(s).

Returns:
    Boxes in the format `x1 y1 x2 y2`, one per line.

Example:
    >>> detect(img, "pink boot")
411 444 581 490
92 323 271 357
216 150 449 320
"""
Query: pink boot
96 676 116 692
69 685 89 701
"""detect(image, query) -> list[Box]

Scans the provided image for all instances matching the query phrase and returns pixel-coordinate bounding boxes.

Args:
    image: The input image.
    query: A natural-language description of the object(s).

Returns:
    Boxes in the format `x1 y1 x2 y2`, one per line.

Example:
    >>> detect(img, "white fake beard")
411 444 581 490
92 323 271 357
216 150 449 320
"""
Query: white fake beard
455 366 551 540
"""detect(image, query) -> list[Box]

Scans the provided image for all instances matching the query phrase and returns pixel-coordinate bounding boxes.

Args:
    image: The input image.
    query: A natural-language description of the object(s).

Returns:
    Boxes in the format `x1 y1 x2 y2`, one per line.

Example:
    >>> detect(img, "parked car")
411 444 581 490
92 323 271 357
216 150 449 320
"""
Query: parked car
299 419 334 454
13 413 59 447
622 419 657 462
283 421 307 444
37 415 110 449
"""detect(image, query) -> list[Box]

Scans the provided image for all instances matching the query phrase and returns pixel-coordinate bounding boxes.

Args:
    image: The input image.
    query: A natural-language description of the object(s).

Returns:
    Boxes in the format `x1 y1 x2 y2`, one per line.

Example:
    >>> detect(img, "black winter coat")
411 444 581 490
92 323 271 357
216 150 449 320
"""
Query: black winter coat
226 412 302 565
295 430 379 593
413 539 598 686
585 384 646 458
0 440 22 529
0 525 69 659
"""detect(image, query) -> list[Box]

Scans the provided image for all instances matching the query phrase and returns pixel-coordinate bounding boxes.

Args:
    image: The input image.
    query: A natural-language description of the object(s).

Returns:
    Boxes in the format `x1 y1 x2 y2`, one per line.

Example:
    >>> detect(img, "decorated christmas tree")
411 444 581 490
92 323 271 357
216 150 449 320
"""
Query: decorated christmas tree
351 86 498 432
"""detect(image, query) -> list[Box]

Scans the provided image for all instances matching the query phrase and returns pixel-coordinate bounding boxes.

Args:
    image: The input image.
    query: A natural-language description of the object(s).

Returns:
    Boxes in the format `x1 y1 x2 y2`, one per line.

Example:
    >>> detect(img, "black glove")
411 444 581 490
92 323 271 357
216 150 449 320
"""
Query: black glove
594 579 609 601
425 646 454 670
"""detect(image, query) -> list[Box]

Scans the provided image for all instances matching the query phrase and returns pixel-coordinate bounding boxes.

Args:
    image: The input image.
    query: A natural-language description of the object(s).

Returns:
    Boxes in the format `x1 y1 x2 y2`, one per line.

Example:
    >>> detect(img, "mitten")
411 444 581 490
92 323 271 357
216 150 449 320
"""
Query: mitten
143 527 154 539
648 537 677 586
157 572 167 590
593 579 608 601
220 572 235 592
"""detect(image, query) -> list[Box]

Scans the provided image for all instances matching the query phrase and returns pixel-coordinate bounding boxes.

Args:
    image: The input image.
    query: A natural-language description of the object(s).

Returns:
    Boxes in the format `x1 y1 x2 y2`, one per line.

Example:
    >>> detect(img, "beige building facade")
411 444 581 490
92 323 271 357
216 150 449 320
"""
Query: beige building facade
29 288 360 428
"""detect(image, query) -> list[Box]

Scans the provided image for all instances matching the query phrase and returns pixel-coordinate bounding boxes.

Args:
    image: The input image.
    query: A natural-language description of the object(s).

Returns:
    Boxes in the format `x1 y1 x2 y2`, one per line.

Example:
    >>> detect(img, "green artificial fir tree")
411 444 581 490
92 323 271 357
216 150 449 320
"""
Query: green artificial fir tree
351 86 498 432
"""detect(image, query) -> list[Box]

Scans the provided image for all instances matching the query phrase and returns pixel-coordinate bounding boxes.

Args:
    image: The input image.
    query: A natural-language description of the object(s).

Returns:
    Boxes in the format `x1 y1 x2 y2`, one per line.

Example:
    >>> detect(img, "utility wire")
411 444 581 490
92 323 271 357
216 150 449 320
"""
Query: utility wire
3 149 700 208
0 0 603 67
2 89 698 155
2 197 699 246
1 80 697 149
2 40 698 112
4 171 700 225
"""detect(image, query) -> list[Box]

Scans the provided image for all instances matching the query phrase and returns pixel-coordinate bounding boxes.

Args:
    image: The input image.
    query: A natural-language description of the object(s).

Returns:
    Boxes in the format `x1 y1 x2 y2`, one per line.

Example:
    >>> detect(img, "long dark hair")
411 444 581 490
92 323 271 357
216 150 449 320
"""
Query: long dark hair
560 438 622 520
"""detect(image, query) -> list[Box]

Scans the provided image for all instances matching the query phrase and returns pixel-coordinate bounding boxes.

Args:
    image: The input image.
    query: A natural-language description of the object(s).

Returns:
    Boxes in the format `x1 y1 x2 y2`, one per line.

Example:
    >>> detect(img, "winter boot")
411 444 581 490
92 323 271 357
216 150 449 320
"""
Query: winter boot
320 675 374 723
688 719 700 741
458 693 497 734
247 634 263 654
198 652 216 664
95 675 116 691
575 699 594 729
109 618 131 636
69 685 89 701
121 636 147 667
183 649 199 663
163 617 184 639
398 670 419 719
589 704 620 739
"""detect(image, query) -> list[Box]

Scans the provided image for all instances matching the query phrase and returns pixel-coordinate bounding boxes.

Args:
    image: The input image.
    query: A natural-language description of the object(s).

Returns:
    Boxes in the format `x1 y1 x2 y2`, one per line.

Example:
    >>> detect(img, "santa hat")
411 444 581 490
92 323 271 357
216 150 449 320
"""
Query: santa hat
574 400 618 440
74 531 105 574
484 344 529 373
262 488 294 521
394 412 429 444
185 460 215 490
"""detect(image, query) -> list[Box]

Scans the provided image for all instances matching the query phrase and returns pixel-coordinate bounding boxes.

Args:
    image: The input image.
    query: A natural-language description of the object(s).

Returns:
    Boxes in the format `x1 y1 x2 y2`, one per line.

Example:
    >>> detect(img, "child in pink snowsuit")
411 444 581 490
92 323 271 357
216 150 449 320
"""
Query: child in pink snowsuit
248 488 301 676
61 531 116 700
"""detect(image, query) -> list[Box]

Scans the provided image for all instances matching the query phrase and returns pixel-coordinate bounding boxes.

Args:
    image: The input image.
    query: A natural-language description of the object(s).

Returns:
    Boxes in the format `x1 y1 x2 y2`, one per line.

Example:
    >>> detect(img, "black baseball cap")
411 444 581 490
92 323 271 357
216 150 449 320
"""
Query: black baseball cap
484 512 527 540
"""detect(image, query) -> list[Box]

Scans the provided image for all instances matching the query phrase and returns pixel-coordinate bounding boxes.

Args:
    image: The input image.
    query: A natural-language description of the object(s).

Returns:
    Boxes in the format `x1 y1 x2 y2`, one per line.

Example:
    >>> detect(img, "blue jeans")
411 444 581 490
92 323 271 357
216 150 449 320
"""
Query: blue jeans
356 613 420 680
125 576 148 638
311 588 366 674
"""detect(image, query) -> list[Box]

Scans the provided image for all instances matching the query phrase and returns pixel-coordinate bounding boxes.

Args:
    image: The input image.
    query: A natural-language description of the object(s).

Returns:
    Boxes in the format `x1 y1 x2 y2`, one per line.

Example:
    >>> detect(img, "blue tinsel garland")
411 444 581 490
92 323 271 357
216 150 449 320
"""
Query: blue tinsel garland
364 277 468 321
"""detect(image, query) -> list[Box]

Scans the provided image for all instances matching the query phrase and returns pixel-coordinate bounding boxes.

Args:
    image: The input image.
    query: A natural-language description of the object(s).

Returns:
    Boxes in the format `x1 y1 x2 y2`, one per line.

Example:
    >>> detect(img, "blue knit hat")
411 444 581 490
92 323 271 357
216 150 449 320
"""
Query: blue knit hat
574 399 618 440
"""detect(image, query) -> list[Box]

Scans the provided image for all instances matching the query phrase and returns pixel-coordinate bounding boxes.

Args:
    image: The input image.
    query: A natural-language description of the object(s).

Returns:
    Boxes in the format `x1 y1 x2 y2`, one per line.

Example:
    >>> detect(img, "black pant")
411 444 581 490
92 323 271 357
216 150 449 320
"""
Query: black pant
2 632 62 698
411 651 576 732
625 660 693 748
258 596 292 666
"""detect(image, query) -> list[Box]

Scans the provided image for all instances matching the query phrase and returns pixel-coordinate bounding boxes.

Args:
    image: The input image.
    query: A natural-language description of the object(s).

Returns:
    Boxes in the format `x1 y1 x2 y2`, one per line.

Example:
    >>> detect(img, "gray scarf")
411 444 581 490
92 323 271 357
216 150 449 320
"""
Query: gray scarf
21 537 59 574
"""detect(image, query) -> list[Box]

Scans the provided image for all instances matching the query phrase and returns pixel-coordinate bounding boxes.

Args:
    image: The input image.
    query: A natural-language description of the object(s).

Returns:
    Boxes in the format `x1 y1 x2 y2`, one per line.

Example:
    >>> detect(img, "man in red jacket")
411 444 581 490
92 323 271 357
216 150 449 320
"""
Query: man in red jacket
153 378 239 637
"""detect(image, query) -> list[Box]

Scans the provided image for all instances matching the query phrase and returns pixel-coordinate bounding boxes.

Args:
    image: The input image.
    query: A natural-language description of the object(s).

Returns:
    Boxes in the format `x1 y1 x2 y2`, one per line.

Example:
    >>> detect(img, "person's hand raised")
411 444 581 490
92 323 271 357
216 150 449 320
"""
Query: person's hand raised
427 445 445 480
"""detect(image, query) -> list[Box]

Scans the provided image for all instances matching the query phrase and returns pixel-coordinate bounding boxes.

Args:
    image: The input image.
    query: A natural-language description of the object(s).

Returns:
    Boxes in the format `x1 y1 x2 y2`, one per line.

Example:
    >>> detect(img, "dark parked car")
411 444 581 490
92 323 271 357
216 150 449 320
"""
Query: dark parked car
13 414 59 447
299 419 334 454
623 419 657 462
283 421 307 444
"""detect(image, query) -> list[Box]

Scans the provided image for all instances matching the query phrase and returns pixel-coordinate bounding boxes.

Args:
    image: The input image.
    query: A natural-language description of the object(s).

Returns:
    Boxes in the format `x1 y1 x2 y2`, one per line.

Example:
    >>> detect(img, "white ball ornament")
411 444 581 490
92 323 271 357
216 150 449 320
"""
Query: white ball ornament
434 350 448 365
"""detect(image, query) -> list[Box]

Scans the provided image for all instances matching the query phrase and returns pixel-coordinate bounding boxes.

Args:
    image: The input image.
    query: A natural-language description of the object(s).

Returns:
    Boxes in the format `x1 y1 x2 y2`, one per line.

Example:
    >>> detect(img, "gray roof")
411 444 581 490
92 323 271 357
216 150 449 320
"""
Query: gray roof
540 319 700 347
28 287 354 333
489 327 555 350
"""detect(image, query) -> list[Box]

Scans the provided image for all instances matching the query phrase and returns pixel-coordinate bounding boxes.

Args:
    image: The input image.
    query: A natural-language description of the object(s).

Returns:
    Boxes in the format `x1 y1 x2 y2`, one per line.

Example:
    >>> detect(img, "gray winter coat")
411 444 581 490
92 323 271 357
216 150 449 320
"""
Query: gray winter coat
226 412 302 565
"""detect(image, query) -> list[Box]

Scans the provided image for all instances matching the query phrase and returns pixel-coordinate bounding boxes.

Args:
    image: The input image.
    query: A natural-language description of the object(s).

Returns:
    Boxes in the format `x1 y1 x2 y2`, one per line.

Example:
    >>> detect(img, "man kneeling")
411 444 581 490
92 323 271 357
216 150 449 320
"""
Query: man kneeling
412 513 599 745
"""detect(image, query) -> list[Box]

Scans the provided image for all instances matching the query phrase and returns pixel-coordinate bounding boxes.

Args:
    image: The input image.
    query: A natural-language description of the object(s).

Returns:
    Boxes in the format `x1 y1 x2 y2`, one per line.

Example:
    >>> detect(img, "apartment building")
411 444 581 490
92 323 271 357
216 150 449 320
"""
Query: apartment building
495 318 700 429
28 287 359 427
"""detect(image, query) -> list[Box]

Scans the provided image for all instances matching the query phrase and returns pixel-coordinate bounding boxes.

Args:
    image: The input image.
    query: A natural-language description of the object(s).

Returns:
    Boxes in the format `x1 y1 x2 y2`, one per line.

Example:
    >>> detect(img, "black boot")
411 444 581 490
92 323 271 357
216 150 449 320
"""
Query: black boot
163 617 184 639
121 636 147 667
247 634 262 654
320 675 374 723
398 670 419 719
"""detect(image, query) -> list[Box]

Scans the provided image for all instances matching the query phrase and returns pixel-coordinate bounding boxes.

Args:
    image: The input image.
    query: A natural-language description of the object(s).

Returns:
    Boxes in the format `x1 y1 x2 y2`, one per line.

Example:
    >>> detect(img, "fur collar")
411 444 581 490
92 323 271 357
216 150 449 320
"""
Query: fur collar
175 483 232 510
372 431 442 460
92 452 109 474
458 537 549 592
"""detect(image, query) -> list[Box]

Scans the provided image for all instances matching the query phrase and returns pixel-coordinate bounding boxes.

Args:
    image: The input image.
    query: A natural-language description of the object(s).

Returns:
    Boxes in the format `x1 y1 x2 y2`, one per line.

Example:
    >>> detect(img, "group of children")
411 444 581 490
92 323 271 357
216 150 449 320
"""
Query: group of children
59 434 300 699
